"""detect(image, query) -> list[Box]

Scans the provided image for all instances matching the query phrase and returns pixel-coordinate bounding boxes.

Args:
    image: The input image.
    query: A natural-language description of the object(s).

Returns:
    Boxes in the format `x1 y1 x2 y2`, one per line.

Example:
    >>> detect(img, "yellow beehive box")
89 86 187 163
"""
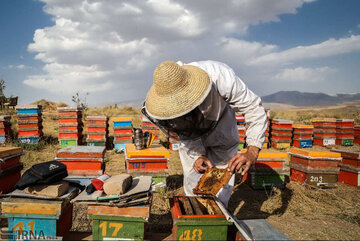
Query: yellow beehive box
289 148 341 158
240 149 288 159
125 144 170 158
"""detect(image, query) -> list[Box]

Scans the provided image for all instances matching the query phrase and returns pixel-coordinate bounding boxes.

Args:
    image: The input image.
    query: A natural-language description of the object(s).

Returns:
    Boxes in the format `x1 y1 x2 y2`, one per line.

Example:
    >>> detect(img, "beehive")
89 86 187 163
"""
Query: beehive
88 204 149 240
86 116 108 147
289 148 341 187
125 144 169 175
55 146 106 176
331 149 360 187
112 117 133 151
241 149 287 189
16 105 43 144
170 196 232 241
312 118 336 147
0 115 12 143
57 107 83 147
1 198 72 240
0 147 24 194
292 124 313 148
270 119 293 149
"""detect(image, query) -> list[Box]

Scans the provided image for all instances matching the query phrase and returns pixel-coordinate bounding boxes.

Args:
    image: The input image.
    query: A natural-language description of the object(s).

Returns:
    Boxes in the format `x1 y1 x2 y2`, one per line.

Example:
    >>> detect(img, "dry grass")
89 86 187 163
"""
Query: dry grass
1 101 360 240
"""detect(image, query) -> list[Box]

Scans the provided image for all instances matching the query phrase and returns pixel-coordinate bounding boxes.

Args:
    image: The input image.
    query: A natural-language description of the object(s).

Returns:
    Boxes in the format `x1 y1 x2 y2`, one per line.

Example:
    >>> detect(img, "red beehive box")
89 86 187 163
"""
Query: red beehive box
0 147 24 194
125 144 169 174
337 164 360 187
312 118 336 128
290 168 338 188
56 146 105 175
336 119 354 128
331 149 360 169
271 119 293 129
289 148 341 171
293 124 314 134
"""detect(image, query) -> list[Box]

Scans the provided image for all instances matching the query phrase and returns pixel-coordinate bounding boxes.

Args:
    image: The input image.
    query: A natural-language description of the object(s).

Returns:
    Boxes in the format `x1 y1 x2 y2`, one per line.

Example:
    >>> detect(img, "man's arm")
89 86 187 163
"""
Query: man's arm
193 61 267 173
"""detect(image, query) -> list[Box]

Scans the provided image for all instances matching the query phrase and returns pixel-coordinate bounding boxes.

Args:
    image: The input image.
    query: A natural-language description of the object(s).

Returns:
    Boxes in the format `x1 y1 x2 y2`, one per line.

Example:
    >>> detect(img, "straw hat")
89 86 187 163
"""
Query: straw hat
145 61 211 120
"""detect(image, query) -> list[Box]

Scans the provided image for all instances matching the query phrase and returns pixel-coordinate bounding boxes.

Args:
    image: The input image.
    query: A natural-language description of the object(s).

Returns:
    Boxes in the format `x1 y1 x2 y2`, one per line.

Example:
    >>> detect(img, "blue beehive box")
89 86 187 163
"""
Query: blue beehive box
15 105 41 115
114 143 127 151
18 136 40 144
299 139 313 148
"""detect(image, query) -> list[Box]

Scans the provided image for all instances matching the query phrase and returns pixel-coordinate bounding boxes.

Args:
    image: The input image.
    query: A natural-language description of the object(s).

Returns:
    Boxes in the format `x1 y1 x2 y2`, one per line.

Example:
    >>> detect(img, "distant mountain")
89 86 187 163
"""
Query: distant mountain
261 91 360 106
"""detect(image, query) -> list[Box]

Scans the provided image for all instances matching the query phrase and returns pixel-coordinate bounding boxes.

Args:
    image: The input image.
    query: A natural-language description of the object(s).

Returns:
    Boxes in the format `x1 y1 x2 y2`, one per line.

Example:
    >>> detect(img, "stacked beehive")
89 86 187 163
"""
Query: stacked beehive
16 105 43 144
58 107 83 147
86 115 108 147
312 118 336 146
0 115 12 144
332 149 359 187
0 147 24 194
125 143 169 182
242 149 287 189
270 119 293 149
141 115 161 145
55 146 106 176
235 113 246 150
113 117 133 151
335 119 354 146
289 148 341 188
355 125 360 144
292 124 313 148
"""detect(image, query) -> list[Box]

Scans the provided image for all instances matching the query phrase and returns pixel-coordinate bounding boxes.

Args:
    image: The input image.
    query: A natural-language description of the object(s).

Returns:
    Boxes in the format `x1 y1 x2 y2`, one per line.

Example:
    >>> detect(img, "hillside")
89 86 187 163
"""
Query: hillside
262 91 360 106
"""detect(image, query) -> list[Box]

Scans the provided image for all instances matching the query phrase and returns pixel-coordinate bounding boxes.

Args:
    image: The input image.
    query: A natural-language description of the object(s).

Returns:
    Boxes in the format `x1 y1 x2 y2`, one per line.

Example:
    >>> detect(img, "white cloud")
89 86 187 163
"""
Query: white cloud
4 64 29 70
249 35 360 66
273 67 337 82
22 0 360 103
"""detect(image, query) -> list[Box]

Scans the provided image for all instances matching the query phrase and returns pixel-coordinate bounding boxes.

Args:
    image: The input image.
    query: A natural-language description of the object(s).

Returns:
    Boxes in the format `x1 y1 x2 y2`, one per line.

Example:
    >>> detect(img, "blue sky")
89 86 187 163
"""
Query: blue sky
0 0 360 105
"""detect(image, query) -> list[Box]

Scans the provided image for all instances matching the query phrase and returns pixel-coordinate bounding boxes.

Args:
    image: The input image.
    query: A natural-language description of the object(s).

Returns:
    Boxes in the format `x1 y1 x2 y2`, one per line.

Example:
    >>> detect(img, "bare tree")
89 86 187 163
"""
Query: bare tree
72 91 89 110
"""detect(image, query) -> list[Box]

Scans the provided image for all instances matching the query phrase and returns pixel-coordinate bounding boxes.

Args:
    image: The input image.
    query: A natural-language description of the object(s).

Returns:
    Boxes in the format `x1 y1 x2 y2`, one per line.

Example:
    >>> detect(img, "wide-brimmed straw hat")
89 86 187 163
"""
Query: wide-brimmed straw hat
145 61 211 120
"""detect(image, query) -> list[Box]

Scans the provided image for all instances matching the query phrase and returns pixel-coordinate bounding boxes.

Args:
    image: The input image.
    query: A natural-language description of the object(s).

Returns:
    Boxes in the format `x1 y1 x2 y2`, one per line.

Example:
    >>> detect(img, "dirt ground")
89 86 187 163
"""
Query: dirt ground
1 105 360 240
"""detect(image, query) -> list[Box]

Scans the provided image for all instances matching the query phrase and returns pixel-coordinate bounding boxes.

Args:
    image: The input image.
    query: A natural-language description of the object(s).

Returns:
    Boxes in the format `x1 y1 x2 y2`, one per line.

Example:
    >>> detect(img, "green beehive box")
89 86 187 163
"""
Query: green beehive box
87 142 106 147
247 171 286 190
59 139 78 147
341 139 353 146
88 205 149 240
171 197 232 241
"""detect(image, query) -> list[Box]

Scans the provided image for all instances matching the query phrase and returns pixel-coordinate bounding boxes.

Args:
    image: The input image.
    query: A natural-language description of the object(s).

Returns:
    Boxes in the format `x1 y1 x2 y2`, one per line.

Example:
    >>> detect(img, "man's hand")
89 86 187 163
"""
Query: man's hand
227 146 260 175
193 156 213 173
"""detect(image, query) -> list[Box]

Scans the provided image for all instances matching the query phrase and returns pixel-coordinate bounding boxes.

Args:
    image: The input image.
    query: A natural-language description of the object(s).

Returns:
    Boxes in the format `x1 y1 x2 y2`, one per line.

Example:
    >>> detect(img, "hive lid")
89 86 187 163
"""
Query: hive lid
86 115 107 120
271 119 294 124
112 117 133 122
336 119 354 122
241 149 288 159
289 148 341 158
312 118 336 122
0 147 23 159
331 149 360 159
15 105 41 110
292 124 314 129
125 144 170 158
193 168 232 196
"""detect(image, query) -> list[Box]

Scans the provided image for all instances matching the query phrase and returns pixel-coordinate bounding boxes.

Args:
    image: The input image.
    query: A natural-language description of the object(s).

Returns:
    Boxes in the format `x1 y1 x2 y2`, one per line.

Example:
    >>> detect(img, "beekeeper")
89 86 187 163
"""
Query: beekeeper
142 60 268 206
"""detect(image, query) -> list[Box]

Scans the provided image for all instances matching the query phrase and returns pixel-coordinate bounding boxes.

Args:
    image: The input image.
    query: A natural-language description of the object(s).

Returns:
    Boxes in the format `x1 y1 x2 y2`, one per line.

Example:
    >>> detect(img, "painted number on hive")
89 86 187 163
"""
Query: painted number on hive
13 221 35 233
310 176 323 183
131 162 146 169
99 221 123 237
179 229 202 240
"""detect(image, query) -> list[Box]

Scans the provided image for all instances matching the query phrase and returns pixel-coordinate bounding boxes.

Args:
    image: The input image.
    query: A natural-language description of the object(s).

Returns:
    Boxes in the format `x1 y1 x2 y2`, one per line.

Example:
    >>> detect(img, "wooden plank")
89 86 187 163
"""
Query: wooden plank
188 197 203 215
0 147 23 159
182 197 194 215
87 205 149 219
1 198 63 216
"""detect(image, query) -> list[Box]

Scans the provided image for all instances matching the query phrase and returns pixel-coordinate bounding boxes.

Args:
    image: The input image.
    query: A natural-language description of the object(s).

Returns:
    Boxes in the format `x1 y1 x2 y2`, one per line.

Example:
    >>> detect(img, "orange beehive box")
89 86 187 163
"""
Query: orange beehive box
271 130 292 135
57 159 104 175
114 128 133 134
59 118 82 124
293 124 314 133
88 127 107 132
271 142 291 149
271 119 293 129
18 130 42 137
293 134 313 139
87 133 106 140
56 146 106 159
59 133 82 139
114 135 132 141
271 135 292 141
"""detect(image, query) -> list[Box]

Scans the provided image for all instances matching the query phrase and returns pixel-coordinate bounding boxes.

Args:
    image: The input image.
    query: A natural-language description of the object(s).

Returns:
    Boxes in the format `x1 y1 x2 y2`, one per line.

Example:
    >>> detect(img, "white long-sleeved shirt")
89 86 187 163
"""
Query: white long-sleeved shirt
183 60 268 150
